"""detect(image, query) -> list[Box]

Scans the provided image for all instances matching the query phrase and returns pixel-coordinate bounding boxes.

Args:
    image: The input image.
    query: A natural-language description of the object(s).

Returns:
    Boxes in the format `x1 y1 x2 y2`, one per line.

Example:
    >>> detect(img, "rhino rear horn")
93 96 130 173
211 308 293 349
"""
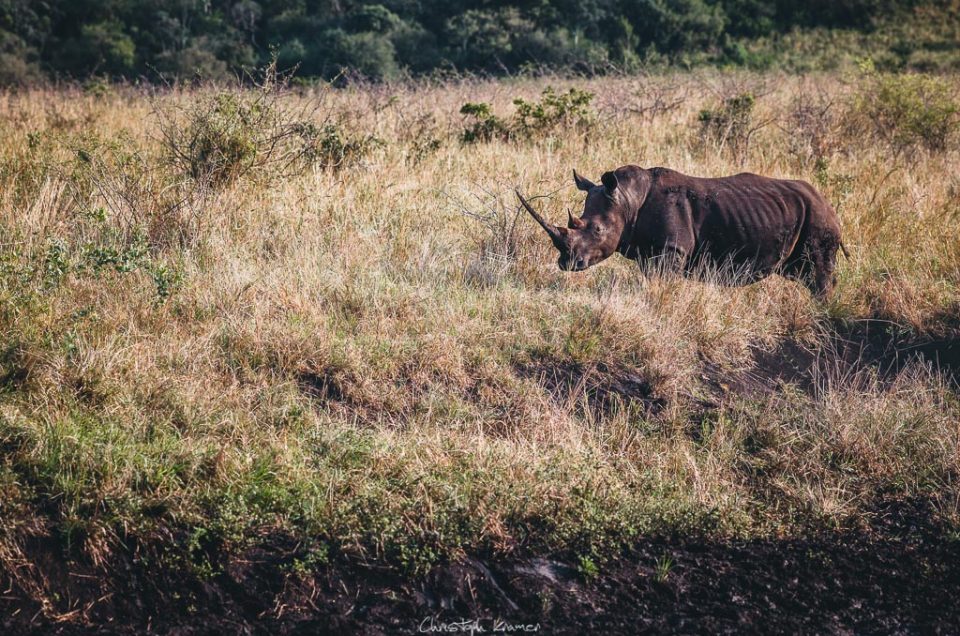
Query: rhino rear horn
567 209 586 229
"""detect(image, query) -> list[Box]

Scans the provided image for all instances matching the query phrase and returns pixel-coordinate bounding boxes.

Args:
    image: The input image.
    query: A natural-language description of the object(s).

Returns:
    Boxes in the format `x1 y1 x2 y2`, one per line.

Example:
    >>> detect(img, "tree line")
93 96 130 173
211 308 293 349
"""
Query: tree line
0 0 922 84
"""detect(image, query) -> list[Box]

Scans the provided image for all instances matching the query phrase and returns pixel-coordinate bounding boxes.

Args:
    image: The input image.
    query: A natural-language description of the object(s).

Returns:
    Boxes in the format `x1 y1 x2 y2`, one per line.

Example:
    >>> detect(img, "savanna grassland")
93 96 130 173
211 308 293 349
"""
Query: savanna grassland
2 67 960 632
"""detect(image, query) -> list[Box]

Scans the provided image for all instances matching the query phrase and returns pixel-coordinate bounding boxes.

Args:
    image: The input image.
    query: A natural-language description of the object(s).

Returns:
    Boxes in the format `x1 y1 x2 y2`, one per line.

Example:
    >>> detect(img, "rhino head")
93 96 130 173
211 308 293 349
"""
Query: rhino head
517 169 629 272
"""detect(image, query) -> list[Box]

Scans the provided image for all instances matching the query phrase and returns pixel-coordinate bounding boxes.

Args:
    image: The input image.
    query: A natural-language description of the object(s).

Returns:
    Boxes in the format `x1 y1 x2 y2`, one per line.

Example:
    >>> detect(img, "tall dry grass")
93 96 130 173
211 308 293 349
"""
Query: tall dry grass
0 71 959 616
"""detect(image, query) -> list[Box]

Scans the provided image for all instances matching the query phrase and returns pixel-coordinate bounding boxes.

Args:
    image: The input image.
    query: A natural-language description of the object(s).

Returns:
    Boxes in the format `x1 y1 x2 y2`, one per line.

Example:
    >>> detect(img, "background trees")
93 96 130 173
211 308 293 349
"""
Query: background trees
0 0 948 83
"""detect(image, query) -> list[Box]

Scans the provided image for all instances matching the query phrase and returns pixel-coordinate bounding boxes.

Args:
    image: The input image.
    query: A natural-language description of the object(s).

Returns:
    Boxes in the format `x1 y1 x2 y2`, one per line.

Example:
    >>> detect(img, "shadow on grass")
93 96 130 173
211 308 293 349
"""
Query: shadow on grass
516 357 667 418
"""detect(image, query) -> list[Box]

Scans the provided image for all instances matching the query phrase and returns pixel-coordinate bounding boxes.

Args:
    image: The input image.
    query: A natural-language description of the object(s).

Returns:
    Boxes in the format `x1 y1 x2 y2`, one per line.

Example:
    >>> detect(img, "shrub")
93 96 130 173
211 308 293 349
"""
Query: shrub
460 87 595 144
299 123 383 170
513 87 596 138
390 20 441 73
65 130 214 249
158 63 379 185
2 211 183 309
459 102 511 143
511 27 611 71
813 157 856 214
698 92 757 158
847 66 959 155
175 92 261 183
448 186 524 287
784 89 842 164
398 113 444 165
445 9 522 70
0 38 42 86
632 0 727 56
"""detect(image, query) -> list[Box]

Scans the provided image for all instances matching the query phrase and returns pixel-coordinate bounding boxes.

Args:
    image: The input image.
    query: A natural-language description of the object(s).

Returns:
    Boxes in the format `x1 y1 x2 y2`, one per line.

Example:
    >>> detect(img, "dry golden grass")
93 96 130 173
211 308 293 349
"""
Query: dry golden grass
1 71 959 615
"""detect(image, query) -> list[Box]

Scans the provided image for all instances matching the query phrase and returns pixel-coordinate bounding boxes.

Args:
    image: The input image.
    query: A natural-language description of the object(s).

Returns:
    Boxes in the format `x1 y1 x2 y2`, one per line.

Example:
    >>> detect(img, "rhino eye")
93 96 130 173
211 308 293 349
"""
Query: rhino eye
592 224 604 236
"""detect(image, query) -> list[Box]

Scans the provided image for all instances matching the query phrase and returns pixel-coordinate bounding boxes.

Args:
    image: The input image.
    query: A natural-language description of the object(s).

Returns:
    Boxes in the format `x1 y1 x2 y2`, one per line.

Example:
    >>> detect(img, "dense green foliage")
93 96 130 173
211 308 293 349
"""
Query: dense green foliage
850 61 960 153
0 0 956 83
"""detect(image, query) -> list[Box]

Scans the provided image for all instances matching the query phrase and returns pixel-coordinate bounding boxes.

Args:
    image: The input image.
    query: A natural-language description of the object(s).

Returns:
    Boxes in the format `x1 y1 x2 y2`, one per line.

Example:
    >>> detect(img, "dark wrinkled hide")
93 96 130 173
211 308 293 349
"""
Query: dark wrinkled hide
520 165 846 297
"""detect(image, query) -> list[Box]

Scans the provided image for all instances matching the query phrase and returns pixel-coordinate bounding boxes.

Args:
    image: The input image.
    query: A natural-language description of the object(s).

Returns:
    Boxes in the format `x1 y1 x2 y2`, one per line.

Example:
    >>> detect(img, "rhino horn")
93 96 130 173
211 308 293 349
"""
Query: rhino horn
516 189 566 245
567 209 586 229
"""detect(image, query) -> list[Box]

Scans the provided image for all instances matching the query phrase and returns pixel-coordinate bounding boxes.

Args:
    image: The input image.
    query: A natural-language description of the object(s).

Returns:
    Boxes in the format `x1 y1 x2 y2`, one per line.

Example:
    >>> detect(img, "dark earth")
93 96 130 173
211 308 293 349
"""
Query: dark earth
4 499 960 635
5 321 960 635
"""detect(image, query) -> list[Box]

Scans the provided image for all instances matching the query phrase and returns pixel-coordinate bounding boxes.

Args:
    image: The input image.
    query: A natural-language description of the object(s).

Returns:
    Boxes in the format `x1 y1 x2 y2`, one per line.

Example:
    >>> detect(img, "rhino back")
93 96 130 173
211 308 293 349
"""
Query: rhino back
643 169 812 271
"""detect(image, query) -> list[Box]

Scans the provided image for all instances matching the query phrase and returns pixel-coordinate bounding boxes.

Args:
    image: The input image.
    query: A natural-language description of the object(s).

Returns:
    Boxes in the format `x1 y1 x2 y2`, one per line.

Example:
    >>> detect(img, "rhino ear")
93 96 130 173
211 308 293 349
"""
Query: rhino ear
601 171 619 193
573 169 596 191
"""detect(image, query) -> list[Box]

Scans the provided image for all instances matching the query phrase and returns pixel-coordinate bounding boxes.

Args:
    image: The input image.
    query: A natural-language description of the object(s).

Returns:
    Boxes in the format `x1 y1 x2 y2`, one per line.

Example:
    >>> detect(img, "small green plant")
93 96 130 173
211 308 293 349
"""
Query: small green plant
289 542 331 576
148 262 183 305
186 526 219 579
578 554 600 579
82 77 111 99
848 64 959 155
77 229 149 275
654 554 673 583
15 216 181 307
42 240 70 289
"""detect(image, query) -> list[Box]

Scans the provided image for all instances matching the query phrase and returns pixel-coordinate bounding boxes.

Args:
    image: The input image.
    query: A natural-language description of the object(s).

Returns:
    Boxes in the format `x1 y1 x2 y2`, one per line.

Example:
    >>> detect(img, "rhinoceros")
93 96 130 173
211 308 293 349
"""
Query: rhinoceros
517 165 847 298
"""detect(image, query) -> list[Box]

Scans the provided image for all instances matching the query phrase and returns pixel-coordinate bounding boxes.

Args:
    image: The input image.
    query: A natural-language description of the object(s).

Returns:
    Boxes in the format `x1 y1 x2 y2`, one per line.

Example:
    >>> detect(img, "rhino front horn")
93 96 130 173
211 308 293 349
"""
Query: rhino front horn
516 189 567 245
